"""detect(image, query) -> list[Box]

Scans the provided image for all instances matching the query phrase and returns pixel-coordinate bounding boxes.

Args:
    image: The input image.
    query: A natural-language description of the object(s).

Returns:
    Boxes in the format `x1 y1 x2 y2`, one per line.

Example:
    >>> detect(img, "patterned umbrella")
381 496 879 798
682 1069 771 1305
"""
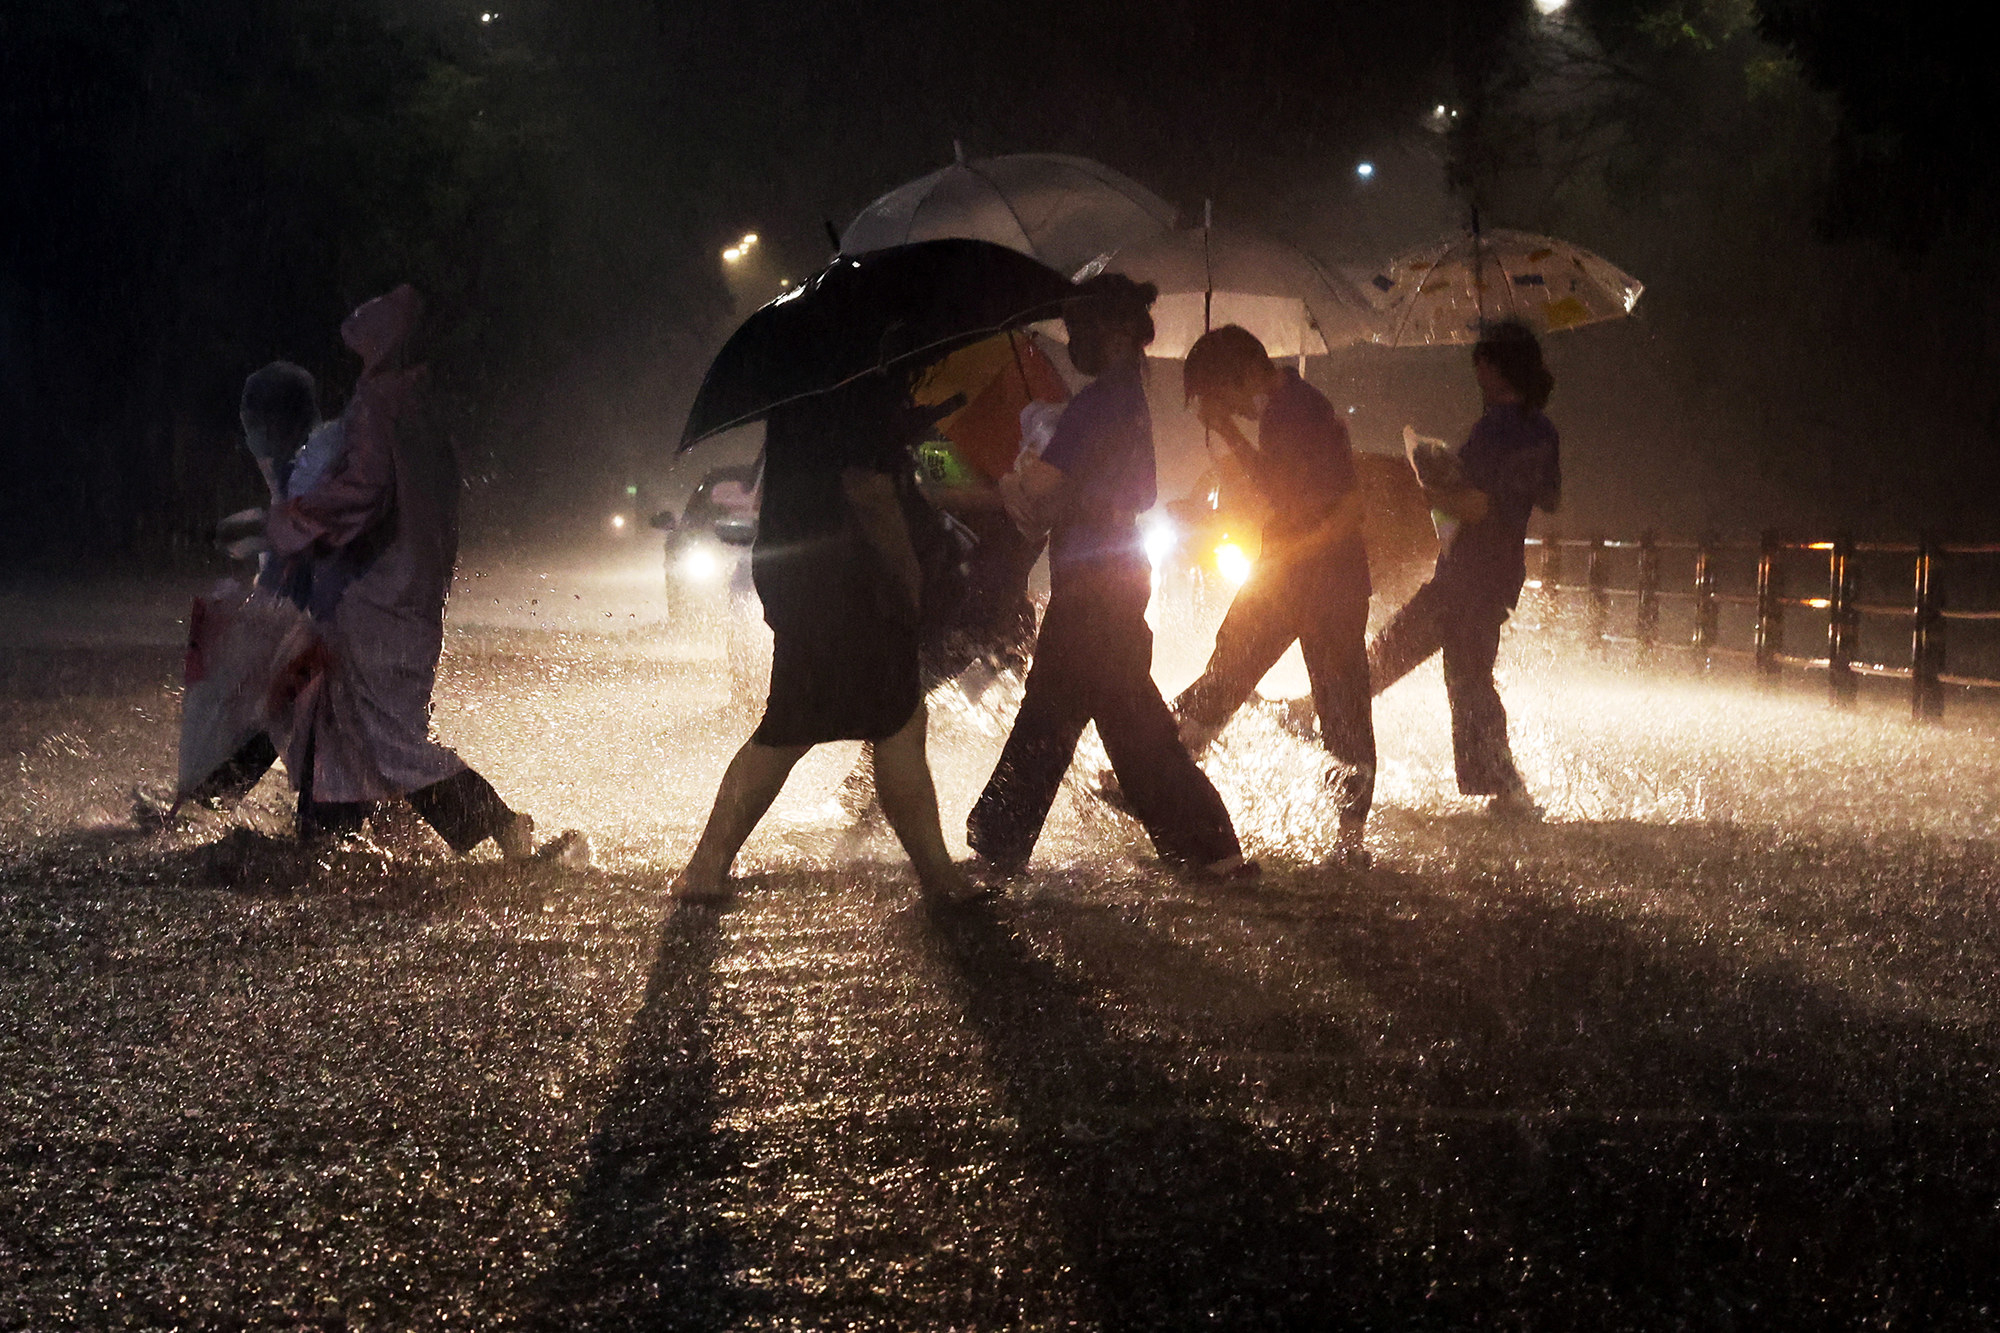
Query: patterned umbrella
1365 228 1644 347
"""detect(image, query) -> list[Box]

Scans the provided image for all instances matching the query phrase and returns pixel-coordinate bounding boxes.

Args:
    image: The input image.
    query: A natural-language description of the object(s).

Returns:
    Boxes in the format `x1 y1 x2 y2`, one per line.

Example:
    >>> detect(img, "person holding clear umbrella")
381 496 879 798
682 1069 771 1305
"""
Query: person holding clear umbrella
1136 324 1378 867
966 275 1251 880
1367 319 1561 816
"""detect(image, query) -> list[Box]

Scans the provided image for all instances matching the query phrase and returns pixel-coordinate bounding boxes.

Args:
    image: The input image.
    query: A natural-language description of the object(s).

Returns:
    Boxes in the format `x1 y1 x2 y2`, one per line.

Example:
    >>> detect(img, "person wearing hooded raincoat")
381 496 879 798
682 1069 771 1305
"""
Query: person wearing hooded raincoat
266 285 542 857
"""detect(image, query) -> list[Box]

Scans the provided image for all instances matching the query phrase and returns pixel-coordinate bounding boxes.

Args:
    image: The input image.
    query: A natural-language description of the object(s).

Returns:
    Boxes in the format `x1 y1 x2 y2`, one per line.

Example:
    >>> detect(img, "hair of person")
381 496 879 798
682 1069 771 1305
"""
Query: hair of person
239 361 319 457
1182 324 1272 405
1067 273 1157 348
1472 318 1554 412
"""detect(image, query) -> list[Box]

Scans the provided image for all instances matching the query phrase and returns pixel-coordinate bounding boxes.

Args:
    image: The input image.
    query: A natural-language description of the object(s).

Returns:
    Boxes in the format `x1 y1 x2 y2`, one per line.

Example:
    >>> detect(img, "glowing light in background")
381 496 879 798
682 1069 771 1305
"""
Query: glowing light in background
1141 514 1178 568
608 513 628 532
723 247 742 263
677 546 722 583
1355 161 1375 180
1214 541 1253 588
1534 0 1568 12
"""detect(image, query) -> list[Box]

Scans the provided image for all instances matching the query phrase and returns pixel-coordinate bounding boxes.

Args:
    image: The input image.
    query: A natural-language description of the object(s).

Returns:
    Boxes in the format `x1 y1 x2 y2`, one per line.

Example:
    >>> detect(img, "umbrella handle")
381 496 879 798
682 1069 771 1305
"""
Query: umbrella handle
1007 330 1033 399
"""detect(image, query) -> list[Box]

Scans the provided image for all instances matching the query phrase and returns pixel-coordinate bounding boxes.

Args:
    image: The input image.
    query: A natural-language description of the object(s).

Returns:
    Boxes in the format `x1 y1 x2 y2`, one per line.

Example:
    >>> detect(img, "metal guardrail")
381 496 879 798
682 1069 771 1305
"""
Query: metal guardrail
1522 532 2000 721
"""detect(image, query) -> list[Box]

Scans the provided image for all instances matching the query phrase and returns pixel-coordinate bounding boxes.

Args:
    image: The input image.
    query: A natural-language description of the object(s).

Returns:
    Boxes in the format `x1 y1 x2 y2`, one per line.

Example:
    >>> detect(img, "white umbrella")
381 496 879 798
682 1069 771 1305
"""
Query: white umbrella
1365 227 1644 347
841 148 1177 280
1089 220 1375 360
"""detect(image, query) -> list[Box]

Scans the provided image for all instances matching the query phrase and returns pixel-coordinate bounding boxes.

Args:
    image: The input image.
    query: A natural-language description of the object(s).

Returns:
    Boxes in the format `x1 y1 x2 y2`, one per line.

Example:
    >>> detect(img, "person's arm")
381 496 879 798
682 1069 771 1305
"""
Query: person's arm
1268 487 1367 565
267 389 396 557
996 456 1068 533
841 466 923 615
1423 481 1491 525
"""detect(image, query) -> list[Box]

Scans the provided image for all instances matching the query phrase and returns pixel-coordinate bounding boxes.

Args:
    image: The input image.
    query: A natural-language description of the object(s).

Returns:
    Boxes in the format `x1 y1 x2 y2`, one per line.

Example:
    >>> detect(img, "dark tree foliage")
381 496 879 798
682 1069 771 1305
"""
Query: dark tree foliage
1757 0 2000 247
0 1 550 558
0 0 734 562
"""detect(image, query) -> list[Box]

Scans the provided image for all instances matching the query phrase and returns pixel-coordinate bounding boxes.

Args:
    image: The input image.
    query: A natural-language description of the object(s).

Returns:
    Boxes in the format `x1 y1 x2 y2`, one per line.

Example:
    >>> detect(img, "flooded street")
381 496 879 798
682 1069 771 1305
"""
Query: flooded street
5 548 2000 1329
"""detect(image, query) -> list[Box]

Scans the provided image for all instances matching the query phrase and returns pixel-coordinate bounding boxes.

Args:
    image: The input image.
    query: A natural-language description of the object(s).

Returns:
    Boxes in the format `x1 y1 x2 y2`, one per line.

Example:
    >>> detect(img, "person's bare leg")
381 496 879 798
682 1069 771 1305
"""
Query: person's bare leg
675 738 809 897
871 704 975 899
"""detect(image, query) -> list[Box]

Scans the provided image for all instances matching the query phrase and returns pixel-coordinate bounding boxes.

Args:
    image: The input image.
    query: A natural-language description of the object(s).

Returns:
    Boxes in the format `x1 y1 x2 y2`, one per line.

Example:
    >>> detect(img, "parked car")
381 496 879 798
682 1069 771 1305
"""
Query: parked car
651 462 769 708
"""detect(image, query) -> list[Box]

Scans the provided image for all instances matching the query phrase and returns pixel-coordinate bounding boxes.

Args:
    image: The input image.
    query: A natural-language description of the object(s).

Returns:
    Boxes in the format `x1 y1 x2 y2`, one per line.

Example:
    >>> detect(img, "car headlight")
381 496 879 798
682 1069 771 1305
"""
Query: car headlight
676 544 723 584
1214 540 1253 588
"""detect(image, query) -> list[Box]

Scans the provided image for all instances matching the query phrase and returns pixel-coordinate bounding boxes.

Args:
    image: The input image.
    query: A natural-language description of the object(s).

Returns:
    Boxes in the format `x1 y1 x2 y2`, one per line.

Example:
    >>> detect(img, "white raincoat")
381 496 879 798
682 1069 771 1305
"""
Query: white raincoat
267 285 469 804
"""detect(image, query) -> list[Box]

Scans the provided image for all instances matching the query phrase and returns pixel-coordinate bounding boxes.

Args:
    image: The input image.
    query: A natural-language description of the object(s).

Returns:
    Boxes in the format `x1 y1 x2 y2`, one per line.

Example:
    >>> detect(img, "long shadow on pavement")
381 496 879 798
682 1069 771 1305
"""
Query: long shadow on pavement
913 894 1434 1331
528 897 750 1332
1024 814 2000 1328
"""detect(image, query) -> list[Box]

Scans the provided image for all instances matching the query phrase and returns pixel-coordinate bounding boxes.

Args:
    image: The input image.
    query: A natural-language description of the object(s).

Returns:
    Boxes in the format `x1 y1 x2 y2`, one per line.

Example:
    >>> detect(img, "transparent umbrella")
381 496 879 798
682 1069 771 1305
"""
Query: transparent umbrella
841 147 1177 280
1365 227 1644 347
1087 217 1375 360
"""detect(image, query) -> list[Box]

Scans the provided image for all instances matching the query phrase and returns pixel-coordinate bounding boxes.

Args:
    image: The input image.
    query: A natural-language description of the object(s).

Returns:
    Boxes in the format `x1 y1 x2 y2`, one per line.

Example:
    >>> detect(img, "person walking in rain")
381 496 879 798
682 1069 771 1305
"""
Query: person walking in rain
1111 324 1377 866
674 370 975 903
161 361 328 815
1368 318 1560 816
266 285 572 860
966 275 1252 880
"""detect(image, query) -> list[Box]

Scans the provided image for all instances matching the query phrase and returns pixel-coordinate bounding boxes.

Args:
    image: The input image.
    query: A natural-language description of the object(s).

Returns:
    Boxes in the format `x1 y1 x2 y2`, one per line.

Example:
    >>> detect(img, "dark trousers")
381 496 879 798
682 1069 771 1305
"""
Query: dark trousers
299 766 515 854
1174 553 1375 823
186 733 280 808
1368 578 1523 796
968 558 1241 870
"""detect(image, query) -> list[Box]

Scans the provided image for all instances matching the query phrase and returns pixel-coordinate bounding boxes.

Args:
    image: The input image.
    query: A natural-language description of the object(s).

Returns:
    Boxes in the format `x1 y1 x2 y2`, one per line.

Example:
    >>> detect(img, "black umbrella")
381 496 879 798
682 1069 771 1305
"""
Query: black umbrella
679 238 1074 450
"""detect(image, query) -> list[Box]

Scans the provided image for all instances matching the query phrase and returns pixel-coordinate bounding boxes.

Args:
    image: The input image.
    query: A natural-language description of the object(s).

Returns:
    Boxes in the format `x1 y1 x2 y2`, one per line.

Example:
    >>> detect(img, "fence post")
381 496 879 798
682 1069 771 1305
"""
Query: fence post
1693 532 1718 671
1911 534 1945 721
1755 529 1784 683
1828 532 1857 707
1636 529 1661 663
1587 535 1609 653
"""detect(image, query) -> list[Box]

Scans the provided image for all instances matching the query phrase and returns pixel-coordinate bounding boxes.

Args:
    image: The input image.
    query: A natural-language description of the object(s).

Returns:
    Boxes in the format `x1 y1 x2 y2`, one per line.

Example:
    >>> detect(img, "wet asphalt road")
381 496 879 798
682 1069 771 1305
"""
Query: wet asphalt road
4 553 2000 1329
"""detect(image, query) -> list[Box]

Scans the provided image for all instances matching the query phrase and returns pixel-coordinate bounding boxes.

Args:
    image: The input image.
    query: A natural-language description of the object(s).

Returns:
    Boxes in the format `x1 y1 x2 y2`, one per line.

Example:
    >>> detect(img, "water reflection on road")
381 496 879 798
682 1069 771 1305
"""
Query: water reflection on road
3 548 1999 1327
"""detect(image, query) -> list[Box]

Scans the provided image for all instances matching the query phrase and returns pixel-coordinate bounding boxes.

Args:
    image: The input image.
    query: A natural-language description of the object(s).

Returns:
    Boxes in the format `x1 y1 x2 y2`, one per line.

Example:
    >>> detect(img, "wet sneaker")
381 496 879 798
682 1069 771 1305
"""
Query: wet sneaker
131 785 181 831
669 870 732 903
924 870 1001 906
1187 853 1262 883
1333 820 1371 871
1486 784 1543 822
1332 841 1373 872
534 828 593 868
495 811 535 860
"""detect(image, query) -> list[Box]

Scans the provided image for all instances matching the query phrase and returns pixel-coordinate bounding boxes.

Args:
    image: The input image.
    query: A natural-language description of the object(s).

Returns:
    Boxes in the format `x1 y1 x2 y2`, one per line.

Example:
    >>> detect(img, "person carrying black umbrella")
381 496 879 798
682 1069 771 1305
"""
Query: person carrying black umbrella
674 369 974 902
966 275 1252 880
